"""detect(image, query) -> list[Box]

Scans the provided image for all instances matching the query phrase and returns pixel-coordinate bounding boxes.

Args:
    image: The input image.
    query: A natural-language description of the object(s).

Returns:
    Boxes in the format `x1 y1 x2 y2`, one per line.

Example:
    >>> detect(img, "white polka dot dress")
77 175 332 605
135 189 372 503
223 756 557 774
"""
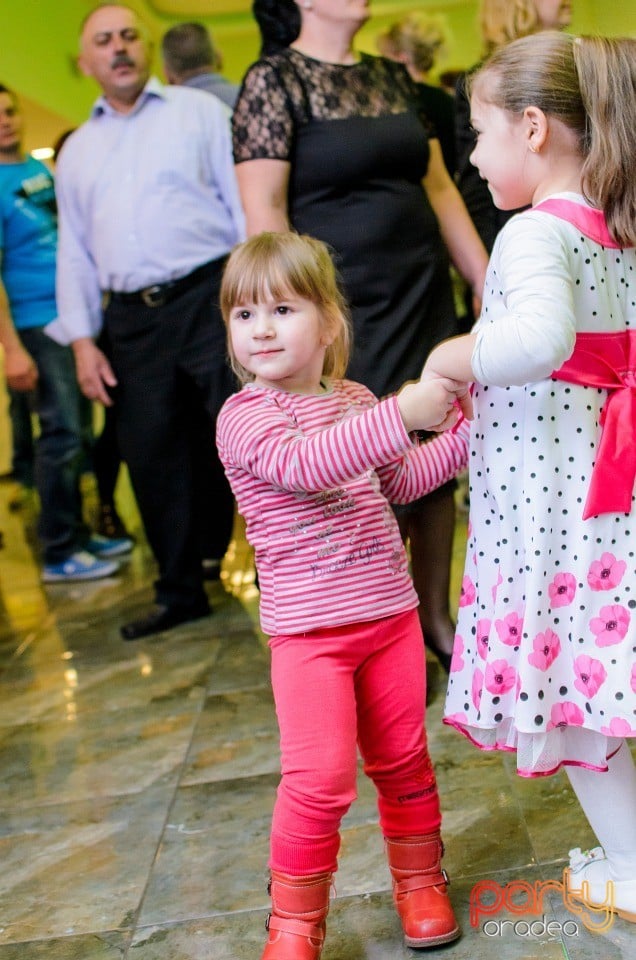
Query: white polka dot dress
444 194 636 776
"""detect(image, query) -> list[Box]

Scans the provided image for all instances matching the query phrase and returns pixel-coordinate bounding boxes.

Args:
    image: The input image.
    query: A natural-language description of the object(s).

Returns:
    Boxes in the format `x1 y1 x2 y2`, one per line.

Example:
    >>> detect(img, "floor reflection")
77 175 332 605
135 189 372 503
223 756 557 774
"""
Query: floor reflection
0 474 633 958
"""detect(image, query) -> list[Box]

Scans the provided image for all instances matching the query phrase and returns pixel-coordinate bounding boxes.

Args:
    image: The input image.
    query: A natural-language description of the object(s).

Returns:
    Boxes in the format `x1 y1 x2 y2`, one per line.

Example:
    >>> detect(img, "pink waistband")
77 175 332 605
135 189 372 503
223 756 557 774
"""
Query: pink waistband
552 330 636 518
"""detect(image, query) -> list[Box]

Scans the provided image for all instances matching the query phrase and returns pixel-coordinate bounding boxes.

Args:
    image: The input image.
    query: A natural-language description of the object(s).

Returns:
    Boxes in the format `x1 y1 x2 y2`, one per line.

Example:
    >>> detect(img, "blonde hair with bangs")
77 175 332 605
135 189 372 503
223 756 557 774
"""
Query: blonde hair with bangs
221 232 352 385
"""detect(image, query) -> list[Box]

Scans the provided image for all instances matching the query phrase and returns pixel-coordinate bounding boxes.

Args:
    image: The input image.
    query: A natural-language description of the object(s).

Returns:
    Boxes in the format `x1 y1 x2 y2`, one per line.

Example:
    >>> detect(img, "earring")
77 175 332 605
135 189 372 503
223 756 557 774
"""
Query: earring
529 143 538 153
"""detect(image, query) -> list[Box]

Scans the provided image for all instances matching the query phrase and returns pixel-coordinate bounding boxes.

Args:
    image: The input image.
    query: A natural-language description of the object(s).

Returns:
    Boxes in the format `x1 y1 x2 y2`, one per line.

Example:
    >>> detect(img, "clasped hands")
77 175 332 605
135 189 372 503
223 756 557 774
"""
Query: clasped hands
397 367 473 435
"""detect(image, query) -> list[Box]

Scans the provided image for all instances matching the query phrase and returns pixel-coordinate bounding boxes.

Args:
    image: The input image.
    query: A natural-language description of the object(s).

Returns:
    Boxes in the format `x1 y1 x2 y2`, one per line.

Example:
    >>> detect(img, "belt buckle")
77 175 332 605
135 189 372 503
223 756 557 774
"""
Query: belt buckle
141 284 166 308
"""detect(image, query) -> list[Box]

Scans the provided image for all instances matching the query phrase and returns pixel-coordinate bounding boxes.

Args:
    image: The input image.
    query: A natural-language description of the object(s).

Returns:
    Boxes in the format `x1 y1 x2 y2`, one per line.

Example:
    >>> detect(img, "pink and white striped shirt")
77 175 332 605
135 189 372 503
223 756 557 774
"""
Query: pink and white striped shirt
216 379 468 636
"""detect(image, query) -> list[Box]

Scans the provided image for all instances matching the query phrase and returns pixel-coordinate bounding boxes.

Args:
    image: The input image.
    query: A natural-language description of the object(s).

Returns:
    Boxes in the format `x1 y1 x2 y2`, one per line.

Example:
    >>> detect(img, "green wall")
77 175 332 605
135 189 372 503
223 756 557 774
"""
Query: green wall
1 0 635 137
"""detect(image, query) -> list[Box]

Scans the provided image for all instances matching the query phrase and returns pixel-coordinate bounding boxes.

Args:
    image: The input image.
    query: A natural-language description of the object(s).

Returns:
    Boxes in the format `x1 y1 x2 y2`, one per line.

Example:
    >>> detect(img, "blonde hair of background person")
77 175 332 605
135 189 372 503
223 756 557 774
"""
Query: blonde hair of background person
479 0 573 55
376 12 449 82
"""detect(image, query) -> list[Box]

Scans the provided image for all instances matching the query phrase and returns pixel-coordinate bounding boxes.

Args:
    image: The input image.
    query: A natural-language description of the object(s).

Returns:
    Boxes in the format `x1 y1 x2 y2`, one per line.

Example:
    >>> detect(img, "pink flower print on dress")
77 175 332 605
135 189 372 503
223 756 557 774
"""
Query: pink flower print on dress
587 552 627 591
484 659 517 696
446 711 469 726
476 619 491 661
459 576 476 607
495 611 524 647
600 717 636 737
472 669 484 711
631 663 636 695
450 635 465 673
492 569 503 603
547 701 585 730
548 572 577 608
573 654 607 698
590 604 630 647
528 629 561 671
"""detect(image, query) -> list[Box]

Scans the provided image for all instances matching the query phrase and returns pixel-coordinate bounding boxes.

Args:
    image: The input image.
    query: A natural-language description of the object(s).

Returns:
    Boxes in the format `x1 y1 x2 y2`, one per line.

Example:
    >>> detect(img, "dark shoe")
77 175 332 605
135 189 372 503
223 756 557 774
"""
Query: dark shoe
121 600 210 640
96 503 135 542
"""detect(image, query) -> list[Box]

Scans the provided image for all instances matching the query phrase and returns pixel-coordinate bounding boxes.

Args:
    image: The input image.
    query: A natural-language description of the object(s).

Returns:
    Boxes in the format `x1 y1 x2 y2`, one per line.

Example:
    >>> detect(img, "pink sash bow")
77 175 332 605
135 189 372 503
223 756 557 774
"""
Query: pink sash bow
552 330 636 519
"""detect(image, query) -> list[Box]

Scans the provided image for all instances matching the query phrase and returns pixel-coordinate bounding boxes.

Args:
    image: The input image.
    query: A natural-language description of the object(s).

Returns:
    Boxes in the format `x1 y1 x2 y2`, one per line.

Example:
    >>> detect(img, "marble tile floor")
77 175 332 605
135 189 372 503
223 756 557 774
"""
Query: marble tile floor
0 476 633 960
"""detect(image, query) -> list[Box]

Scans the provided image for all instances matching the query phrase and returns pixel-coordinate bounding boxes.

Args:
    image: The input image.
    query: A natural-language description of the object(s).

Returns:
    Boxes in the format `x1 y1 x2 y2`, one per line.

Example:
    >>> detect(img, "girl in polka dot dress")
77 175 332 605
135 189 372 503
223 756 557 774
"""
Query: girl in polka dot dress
424 32 636 923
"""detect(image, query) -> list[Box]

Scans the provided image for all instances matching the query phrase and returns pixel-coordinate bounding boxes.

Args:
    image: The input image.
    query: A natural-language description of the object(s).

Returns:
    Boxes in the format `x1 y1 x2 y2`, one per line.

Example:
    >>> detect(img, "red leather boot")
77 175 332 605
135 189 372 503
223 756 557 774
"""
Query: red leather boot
261 870 333 960
385 833 460 948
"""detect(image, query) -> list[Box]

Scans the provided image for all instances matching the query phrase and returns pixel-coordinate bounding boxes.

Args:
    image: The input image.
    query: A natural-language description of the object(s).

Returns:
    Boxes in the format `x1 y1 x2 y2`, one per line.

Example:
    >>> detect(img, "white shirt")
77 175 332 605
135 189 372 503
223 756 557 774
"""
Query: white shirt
49 78 245 344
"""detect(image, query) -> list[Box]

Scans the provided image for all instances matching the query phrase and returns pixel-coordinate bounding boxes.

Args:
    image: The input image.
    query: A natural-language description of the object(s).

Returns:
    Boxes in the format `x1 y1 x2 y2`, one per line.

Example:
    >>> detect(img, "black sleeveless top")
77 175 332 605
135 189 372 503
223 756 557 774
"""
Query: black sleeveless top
233 49 457 397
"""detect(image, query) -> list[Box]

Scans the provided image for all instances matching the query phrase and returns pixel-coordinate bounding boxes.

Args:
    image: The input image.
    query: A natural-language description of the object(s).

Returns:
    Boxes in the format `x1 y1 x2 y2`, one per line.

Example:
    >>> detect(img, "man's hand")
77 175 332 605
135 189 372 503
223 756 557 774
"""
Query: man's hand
4 343 38 391
72 337 117 406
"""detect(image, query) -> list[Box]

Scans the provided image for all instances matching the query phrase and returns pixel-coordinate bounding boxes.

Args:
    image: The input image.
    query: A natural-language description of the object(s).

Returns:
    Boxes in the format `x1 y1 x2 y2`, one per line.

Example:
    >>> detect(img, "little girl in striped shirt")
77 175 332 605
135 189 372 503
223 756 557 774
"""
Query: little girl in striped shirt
216 231 469 960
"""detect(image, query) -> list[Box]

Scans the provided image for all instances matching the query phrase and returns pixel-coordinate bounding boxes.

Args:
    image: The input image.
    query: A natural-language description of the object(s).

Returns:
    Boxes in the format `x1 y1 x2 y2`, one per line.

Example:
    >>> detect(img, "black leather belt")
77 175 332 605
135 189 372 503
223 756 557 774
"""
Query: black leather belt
104 258 220 309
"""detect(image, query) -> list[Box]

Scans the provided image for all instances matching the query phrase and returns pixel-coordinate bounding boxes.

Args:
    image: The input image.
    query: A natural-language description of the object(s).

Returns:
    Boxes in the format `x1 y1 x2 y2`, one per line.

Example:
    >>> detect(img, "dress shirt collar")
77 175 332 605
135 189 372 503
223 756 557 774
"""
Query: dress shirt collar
91 76 165 119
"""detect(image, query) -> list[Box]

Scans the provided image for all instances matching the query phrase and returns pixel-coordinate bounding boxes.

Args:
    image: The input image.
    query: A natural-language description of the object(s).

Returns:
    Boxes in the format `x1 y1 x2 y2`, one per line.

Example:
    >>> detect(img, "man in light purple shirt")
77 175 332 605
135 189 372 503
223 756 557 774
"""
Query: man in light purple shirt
51 3 245 639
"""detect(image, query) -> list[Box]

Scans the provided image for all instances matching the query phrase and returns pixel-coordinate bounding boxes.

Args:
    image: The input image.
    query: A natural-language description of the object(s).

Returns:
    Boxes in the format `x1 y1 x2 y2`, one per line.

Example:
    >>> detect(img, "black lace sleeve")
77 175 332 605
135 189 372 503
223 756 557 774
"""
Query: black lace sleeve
232 60 295 163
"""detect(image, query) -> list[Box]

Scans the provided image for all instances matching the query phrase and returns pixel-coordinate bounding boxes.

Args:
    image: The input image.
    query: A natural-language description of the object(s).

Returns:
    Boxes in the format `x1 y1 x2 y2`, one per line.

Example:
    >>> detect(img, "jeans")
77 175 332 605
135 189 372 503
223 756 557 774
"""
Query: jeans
19 325 88 564
8 389 35 487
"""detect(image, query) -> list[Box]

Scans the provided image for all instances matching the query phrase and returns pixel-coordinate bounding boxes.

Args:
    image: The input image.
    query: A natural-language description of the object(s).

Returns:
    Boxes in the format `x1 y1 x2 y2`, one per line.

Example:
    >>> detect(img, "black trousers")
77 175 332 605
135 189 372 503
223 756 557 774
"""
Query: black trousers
104 259 235 607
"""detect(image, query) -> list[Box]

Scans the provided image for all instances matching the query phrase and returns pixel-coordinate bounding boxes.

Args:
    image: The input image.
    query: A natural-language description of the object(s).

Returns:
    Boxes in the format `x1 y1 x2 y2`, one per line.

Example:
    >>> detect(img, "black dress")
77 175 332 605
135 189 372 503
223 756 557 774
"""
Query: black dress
233 49 457 399
415 82 456 176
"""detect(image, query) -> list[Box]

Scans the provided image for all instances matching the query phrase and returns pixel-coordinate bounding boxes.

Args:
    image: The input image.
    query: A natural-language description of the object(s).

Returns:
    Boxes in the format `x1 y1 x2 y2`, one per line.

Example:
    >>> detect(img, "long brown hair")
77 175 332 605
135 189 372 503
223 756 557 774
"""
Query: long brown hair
470 32 636 246
221 232 352 384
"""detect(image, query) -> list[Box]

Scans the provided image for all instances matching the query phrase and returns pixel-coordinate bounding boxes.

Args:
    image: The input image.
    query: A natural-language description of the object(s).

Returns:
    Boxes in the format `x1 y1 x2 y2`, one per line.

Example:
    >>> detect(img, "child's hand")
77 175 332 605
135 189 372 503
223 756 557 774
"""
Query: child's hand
454 383 473 423
397 376 472 434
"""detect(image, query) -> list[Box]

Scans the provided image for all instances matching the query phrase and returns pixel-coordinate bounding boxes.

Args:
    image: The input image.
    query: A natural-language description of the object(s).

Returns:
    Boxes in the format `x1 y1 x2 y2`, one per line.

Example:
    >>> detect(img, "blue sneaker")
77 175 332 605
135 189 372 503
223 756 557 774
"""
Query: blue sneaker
87 533 134 558
42 550 119 583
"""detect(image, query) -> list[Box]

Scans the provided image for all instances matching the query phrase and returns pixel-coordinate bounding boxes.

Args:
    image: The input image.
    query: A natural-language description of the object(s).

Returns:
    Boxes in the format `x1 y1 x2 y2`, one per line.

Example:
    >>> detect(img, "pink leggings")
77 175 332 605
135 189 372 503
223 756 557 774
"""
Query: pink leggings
268 608 441 875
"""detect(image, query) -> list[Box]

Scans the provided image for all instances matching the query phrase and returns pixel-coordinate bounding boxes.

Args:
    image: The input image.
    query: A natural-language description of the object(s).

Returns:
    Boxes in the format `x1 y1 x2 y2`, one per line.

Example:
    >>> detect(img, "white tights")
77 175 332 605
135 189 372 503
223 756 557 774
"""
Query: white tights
565 740 636 882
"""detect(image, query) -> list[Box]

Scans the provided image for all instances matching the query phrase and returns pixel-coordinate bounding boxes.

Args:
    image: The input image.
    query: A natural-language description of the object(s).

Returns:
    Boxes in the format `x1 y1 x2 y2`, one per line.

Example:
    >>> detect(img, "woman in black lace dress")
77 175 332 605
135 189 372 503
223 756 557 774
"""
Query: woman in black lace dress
232 8 487 951
234 2 487 670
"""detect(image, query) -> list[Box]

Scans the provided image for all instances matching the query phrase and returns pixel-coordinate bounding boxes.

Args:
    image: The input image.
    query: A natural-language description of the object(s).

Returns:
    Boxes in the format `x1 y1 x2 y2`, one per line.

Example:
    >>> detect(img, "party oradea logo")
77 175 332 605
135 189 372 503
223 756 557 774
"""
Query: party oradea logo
470 870 615 938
